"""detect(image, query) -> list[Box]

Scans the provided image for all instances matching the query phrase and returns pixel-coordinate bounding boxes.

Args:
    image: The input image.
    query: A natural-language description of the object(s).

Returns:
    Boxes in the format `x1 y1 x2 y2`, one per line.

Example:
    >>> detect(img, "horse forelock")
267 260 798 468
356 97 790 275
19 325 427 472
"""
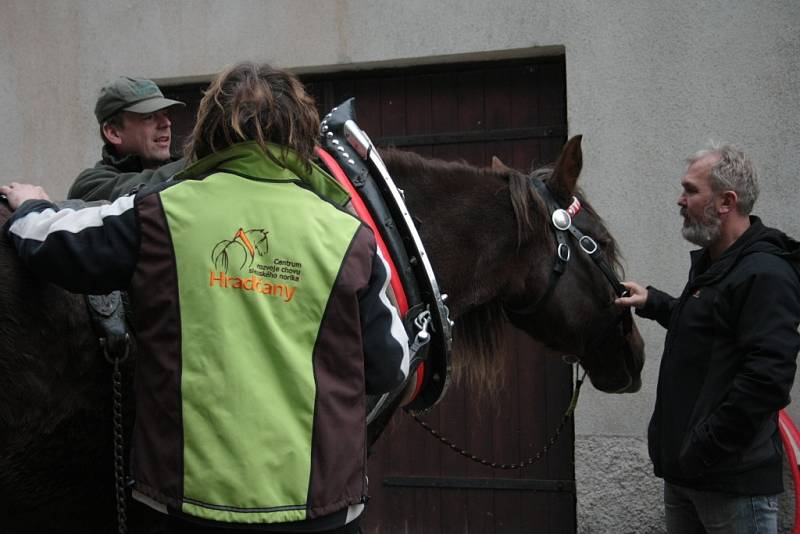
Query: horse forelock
508 168 550 249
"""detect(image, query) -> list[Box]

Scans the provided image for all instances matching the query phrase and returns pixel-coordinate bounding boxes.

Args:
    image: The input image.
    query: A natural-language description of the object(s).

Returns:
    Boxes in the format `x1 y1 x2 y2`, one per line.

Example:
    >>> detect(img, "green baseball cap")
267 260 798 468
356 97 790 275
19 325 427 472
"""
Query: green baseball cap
95 76 185 124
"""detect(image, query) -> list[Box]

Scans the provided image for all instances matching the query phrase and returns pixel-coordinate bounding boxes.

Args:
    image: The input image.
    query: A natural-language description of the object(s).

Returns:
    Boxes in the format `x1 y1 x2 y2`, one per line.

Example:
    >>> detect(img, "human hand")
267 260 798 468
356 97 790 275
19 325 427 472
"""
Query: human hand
614 281 648 309
0 182 51 210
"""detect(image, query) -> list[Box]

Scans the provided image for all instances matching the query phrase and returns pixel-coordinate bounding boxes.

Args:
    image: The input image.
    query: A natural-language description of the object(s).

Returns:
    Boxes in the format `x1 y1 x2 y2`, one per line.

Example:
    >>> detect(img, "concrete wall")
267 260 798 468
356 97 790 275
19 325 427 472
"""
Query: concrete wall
2 1 799 532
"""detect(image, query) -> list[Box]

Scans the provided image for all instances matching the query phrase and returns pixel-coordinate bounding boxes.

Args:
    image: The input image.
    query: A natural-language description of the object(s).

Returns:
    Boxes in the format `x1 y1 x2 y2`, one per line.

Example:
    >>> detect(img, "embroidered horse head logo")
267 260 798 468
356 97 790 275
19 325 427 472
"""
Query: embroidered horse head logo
211 228 269 271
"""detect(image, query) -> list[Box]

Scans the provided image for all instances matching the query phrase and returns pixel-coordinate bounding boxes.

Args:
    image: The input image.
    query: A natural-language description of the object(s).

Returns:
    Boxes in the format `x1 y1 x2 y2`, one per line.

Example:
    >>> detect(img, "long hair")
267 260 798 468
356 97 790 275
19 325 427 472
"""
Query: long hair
185 62 319 170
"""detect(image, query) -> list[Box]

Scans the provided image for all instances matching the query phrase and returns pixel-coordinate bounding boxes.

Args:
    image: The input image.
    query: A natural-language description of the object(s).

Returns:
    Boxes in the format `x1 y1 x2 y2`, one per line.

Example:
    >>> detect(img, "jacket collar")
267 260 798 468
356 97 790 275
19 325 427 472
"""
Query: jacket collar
102 145 145 172
176 141 350 207
101 145 180 173
690 216 800 284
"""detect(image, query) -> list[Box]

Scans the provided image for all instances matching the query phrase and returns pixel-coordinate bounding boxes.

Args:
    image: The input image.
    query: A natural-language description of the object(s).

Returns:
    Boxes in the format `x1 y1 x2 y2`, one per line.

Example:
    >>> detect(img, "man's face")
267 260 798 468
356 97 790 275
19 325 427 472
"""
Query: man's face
678 154 722 247
114 110 173 168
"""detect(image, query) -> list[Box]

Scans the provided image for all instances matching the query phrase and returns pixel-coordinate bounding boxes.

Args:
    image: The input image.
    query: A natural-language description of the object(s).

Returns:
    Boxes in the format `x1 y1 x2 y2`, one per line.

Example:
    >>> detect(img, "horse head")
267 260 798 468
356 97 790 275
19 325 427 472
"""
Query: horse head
494 136 645 393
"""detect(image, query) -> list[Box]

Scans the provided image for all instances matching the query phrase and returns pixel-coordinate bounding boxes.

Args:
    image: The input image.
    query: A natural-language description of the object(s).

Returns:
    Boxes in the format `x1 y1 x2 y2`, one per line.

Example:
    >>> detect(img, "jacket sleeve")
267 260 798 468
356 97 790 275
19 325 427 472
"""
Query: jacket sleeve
68 158 184 201
635 286 676 329
4 196 139 294
680 262 800 473
359 245 410 395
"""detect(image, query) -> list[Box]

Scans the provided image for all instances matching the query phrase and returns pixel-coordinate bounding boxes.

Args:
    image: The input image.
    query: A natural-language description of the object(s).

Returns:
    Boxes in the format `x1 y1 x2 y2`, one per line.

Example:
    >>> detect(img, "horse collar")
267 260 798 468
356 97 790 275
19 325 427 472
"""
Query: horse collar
317 98 454 416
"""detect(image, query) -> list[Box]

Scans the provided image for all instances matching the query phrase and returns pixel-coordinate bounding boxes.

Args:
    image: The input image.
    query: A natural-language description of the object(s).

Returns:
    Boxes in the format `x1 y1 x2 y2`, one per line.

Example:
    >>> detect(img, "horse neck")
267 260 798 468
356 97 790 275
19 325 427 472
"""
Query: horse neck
382 150 535 318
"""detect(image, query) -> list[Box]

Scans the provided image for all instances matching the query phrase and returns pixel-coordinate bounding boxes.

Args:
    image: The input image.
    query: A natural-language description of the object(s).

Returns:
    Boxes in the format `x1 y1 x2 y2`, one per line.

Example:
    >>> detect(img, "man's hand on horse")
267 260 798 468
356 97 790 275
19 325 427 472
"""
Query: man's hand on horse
0 182 51 210
615 281 648 309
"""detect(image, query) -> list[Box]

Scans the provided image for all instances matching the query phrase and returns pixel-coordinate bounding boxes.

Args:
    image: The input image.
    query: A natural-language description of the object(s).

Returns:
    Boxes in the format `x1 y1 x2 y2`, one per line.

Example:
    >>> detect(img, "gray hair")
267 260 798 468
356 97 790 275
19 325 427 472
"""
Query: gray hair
687 143 759 214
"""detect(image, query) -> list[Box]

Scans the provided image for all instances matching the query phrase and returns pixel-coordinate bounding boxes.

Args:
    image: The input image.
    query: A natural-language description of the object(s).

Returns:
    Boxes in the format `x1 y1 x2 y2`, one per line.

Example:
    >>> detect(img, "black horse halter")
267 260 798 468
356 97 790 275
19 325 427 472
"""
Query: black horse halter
504 178 634 371
508 178 629 315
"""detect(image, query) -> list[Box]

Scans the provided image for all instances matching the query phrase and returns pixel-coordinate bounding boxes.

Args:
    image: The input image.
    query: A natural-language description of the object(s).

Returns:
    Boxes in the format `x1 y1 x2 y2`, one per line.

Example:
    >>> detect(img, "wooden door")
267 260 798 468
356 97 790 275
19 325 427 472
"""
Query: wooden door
164 56 574 534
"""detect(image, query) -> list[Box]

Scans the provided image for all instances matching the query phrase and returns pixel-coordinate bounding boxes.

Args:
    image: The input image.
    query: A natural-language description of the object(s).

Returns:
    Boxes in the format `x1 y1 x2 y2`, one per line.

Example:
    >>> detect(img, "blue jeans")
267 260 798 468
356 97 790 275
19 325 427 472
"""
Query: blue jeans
664 481 779 534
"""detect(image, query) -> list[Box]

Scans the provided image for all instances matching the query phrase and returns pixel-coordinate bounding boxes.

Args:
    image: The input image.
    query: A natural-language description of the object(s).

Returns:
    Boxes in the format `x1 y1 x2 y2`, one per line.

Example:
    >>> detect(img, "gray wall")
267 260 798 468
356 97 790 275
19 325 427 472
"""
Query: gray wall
2 1 799 532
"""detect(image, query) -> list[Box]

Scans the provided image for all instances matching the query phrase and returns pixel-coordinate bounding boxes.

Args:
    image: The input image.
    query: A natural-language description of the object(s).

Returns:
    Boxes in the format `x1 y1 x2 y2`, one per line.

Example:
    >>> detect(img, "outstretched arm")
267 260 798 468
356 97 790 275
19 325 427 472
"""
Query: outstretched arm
3 192 139 294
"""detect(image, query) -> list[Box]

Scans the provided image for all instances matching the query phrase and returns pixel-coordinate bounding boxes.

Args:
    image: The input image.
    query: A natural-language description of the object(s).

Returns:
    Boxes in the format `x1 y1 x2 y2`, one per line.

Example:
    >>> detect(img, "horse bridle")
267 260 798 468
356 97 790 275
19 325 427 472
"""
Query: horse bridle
504 177 634 367
509 178 629 313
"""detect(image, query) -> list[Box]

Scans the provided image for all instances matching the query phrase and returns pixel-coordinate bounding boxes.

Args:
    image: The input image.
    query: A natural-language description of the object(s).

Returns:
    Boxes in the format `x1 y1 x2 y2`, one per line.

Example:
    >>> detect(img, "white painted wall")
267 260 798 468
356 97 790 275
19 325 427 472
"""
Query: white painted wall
3 1 799 531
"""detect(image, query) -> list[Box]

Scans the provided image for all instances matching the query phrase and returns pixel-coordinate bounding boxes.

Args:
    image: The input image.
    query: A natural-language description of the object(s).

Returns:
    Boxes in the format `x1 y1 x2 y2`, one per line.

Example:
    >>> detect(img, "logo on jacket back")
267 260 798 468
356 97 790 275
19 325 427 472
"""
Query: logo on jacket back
212 228 269 271
209 227 299 303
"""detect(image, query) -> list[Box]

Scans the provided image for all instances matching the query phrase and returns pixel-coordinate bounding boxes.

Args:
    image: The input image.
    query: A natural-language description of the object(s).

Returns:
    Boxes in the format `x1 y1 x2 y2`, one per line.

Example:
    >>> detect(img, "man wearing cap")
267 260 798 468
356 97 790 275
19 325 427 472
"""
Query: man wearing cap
68 76 186 201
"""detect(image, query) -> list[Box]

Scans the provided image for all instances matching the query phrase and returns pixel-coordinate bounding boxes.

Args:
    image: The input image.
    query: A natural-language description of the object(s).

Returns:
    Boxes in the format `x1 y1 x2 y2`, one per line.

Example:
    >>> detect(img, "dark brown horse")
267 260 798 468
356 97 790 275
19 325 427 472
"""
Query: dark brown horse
0 136 643 533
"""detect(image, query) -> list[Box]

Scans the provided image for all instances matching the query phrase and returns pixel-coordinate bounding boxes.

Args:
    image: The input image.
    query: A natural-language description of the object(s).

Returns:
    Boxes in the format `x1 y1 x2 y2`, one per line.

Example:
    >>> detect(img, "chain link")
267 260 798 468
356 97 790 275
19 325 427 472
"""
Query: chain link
407 369 585 470
102 337 130 534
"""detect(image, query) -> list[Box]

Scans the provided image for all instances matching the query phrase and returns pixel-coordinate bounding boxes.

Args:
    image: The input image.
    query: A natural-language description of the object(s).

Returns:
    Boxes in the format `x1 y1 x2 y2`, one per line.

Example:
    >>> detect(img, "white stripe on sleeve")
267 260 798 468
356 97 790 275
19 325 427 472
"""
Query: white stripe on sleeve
8 195 135 242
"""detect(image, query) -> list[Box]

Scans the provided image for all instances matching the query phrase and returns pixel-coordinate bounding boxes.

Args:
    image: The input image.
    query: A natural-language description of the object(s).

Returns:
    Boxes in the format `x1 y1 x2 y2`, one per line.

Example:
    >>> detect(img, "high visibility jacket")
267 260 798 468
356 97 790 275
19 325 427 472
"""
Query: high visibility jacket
6 141 409 529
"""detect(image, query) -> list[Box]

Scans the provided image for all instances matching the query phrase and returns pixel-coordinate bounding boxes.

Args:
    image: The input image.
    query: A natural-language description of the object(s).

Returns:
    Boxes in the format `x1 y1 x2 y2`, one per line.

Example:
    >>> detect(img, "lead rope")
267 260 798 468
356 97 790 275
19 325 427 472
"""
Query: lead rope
102 336 130 534
407 366 585 470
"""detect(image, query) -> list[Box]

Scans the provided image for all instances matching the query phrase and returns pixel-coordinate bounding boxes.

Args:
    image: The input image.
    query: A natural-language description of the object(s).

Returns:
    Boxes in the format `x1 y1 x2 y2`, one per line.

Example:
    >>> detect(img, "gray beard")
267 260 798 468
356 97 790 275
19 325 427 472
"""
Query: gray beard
681 201 721 247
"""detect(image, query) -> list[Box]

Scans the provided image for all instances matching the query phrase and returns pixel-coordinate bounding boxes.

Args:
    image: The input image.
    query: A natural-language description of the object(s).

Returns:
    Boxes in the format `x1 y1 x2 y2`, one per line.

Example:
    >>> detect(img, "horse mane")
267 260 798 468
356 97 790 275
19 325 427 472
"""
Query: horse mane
380 150 550 394
451 167 553 394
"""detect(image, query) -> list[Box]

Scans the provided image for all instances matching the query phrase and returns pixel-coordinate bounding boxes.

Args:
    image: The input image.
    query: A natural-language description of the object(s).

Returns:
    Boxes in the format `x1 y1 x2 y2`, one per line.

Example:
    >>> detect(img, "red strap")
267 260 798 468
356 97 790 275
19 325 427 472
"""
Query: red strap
316 147 424 402
315 147 409 314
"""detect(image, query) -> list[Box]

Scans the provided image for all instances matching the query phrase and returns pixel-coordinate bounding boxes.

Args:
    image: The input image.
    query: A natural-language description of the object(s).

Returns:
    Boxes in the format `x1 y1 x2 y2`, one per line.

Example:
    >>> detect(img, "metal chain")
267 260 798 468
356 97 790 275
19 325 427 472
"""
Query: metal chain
102 338 130 534
407 368 585 470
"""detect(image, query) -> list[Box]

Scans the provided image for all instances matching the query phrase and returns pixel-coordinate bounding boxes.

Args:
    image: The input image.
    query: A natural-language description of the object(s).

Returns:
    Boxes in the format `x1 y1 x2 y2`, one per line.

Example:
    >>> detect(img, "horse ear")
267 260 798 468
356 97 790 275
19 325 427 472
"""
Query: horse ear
491 156 512 173
548 135 583 199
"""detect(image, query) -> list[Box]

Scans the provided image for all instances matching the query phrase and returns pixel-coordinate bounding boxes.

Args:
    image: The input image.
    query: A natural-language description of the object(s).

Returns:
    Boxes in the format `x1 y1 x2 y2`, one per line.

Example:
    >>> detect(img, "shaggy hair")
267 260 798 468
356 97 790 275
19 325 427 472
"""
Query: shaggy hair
185 62 319 170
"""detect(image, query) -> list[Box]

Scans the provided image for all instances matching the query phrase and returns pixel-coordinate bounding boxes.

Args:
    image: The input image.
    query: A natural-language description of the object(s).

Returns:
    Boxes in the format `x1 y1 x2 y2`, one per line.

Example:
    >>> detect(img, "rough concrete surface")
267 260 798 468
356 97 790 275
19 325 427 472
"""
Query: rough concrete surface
577 435 796 533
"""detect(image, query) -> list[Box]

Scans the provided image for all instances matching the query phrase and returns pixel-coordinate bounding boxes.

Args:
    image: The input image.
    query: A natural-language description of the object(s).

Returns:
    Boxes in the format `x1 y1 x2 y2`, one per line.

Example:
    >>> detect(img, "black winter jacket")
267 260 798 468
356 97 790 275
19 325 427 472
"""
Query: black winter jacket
639 217 800 495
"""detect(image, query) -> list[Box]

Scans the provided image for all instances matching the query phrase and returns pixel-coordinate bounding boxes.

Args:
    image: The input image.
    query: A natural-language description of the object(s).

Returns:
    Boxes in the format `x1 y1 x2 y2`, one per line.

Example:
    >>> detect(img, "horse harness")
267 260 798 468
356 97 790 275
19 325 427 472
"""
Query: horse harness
86 292 132 534
318 99 637 469
509 178 630 313
317 98 454 421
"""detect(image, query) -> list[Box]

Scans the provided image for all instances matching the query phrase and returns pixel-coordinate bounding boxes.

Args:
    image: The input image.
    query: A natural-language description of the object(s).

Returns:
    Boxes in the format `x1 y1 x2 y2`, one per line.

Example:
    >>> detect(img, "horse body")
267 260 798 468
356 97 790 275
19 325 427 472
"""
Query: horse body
0 209 144 533
0 137 643 532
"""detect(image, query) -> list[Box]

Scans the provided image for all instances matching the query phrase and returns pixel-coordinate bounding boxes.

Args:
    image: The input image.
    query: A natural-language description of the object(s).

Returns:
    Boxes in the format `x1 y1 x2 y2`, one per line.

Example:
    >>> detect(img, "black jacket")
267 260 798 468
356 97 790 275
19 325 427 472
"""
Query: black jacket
68 145 185 201
639 216 800 494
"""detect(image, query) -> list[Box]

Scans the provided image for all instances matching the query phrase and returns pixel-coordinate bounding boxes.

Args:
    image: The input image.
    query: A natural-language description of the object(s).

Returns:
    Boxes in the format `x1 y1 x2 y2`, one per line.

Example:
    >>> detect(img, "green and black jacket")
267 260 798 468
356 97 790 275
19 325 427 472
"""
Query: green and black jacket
7 141 410 528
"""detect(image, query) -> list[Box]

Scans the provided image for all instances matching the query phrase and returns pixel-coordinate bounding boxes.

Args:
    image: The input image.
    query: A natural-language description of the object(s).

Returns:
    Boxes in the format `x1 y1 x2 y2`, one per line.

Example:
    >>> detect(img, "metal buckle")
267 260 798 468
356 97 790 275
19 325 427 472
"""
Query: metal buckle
551 209 572 231
409 310 433 356
557 242 571 262
579 235 598 254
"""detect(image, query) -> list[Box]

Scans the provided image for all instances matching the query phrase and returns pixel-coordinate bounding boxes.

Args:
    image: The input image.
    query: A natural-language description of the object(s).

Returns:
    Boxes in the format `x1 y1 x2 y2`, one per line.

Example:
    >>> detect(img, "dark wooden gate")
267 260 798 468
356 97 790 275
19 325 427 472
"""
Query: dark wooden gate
164 56 574 534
